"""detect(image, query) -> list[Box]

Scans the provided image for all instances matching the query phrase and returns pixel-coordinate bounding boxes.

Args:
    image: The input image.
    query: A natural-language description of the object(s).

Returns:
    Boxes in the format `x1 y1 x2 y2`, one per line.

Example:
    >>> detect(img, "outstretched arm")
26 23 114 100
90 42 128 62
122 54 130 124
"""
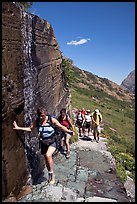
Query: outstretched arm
13 121 35 132
67 117 75 131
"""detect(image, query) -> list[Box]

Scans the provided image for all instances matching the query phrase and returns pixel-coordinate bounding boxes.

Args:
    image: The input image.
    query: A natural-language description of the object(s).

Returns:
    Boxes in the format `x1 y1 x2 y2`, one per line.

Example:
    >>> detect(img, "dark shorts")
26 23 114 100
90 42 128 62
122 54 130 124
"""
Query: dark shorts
76 120 83 128
85 122 91 129
40 141 57 155
39 133 58 155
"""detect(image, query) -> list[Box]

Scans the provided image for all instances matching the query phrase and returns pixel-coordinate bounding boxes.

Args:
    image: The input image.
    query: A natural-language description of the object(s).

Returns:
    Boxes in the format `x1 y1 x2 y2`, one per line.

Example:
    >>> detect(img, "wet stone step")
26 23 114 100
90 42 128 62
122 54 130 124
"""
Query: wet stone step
18 137 130 202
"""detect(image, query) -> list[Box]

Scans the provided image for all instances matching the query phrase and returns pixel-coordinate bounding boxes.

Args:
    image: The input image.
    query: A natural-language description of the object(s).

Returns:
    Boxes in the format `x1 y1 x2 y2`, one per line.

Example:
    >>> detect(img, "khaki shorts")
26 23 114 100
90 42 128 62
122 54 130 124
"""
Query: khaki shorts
93 126 101 134
61 132 71 140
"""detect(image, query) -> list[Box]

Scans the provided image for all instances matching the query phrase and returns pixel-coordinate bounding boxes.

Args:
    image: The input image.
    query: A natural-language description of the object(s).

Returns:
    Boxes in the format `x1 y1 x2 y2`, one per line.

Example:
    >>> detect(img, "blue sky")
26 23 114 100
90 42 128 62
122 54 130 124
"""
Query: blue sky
29 2 135 85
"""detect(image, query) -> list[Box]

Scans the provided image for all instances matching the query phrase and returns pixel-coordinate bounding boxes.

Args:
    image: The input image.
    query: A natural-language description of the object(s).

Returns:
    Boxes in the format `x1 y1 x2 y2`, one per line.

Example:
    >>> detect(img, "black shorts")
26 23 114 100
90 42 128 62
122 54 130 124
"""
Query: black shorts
85 122 91 129
40 141 57 155
40 133 58 155
40 141 49 155
76 120 83 128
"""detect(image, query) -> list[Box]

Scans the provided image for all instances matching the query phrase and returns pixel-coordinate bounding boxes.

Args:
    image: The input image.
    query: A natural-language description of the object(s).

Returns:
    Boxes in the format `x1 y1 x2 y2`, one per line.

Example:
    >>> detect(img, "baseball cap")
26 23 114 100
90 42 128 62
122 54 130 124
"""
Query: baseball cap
87 109 90 112
94 109 99 114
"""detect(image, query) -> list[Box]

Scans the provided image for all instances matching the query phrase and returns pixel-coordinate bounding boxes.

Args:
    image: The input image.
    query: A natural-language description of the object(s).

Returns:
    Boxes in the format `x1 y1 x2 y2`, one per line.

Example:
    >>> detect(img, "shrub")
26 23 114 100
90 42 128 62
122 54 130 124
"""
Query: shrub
115 153 135 171
70 127 79 144
110 133 121 143
116 162 127 182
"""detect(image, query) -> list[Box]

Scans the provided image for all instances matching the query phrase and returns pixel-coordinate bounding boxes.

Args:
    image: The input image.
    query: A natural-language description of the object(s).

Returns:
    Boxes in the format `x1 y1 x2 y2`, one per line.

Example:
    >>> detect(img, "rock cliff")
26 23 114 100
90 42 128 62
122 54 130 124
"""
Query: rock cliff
2 2 70 199
120 70 135 94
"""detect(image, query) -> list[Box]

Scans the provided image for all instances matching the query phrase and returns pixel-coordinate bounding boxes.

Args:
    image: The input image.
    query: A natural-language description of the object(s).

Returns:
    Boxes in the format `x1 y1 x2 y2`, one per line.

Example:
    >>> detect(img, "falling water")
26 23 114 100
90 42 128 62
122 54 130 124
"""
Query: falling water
20 8 38 185
22 12 36 123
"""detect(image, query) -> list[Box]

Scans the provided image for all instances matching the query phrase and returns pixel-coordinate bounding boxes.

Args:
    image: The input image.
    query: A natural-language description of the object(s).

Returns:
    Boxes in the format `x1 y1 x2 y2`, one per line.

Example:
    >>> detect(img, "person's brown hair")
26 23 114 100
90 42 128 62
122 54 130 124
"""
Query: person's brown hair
60 108 67 114
37 107 47 117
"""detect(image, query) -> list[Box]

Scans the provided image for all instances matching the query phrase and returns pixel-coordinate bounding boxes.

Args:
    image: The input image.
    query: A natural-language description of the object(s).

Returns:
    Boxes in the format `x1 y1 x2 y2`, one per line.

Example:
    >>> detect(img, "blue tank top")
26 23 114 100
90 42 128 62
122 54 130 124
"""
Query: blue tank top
38 117 55 139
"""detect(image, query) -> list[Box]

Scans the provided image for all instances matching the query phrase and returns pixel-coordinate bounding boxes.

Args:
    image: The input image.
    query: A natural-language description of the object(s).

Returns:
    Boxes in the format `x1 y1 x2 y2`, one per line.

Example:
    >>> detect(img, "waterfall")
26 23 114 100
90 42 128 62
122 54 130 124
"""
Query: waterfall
20 8 38 185
22 12 35 124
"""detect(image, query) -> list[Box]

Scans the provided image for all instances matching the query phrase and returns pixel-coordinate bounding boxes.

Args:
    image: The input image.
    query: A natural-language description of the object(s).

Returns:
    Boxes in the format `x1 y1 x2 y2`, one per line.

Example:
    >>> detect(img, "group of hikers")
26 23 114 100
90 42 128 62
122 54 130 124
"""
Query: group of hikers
75 108 102 142
13 107 102 185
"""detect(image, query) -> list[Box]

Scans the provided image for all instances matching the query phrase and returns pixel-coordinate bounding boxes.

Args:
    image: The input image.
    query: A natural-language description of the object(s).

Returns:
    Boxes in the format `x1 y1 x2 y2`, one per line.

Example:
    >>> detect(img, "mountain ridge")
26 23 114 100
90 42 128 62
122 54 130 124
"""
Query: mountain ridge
62 57 135 104
120 70 135 94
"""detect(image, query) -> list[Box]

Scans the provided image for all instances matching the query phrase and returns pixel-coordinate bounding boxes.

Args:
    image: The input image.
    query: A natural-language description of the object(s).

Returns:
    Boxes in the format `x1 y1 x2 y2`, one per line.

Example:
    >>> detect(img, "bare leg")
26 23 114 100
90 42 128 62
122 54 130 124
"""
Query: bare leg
44 143 56 172
93 130 96 141
60 138 64 149
65 138 70 154
59 134 65 153
82 126 85 136
44 143 56 184
65 136 71 159
84 128 87 137
79 127 81 136
97 133 99 142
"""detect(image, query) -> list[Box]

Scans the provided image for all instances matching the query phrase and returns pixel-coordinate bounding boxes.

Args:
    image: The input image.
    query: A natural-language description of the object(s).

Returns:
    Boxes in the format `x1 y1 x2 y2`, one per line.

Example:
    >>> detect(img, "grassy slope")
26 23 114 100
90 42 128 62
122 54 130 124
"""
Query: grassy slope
62 58 135 182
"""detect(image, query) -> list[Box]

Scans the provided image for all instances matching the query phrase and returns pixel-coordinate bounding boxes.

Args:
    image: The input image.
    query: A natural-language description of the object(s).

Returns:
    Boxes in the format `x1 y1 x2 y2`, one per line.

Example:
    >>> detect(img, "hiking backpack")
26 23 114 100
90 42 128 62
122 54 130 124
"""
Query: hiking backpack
36 115 61 147
58 114 72 129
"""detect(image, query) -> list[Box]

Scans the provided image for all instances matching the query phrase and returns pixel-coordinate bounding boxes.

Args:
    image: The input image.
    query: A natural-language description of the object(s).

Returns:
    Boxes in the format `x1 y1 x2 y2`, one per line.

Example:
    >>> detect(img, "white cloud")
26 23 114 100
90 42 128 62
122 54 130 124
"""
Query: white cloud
67 38 91 46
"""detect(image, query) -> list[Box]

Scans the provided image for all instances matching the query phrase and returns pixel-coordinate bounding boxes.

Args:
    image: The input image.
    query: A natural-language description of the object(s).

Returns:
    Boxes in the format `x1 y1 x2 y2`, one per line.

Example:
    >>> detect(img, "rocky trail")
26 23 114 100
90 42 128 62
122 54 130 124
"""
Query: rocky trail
14 133 135 202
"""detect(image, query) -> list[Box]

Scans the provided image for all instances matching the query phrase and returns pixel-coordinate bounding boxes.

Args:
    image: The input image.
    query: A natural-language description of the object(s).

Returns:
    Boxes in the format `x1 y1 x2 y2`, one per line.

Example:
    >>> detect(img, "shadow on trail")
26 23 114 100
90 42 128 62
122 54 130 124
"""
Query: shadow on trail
53 147 68 158
79 136 92 141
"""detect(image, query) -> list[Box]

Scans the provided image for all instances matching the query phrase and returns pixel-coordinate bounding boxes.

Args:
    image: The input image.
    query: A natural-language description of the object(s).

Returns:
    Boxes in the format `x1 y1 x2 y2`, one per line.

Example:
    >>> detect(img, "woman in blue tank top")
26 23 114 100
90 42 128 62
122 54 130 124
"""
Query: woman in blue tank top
13 107 74 185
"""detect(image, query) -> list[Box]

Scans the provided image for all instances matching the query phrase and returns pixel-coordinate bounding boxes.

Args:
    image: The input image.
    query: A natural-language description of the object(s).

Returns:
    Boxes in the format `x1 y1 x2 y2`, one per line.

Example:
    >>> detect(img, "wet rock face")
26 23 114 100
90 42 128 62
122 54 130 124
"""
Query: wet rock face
2 2 28 199
2 2 70 200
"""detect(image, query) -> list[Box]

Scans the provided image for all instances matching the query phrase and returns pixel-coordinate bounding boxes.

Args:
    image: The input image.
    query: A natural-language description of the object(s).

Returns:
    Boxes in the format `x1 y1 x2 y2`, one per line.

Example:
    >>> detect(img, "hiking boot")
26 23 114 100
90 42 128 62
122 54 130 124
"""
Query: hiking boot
66 152 70 159
48 173 55 184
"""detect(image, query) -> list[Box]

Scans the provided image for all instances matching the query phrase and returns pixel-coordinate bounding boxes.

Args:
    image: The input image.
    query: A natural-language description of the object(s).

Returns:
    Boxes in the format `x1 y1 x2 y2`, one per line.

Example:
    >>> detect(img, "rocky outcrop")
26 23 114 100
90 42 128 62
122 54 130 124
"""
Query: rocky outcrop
120 70 135 94
2 2 70 200
15 136 131 202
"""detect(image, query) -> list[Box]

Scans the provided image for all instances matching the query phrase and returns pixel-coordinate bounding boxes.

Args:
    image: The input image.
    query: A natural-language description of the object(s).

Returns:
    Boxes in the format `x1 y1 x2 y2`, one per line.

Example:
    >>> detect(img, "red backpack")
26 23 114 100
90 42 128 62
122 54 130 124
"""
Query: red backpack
58 115 71 129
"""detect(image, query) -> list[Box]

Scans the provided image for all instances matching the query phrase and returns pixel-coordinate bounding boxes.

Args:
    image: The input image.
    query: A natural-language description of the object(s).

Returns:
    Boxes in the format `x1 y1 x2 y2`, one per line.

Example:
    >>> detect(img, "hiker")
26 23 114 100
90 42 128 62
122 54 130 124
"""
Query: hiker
91 109 102 143
58 108 75 159
13 107 74 184
83 109 92 137
76 109 85 137
81 108 86 119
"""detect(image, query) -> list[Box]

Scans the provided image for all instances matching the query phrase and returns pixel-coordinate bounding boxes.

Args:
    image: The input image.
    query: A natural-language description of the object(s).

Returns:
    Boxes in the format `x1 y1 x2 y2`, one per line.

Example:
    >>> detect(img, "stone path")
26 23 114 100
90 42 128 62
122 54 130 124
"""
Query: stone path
17 134 132 202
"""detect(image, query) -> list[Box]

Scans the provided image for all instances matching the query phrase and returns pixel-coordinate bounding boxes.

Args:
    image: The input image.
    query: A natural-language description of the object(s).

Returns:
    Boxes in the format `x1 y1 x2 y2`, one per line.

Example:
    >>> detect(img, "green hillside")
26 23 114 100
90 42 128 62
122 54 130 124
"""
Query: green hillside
62 57 135 182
